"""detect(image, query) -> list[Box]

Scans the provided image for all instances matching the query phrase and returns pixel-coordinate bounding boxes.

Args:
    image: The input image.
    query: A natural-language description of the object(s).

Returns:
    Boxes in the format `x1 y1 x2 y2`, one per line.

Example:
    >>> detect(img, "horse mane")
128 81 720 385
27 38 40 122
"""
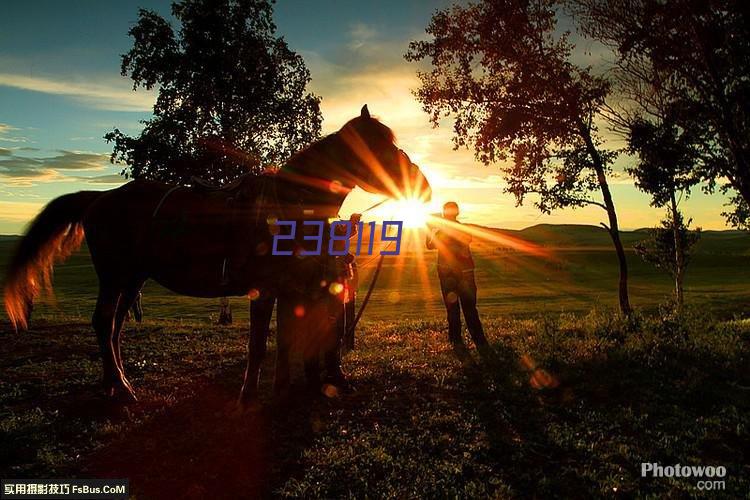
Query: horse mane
282 115 396 180
282 134 341 177
222 114 397 206
340 114 396 144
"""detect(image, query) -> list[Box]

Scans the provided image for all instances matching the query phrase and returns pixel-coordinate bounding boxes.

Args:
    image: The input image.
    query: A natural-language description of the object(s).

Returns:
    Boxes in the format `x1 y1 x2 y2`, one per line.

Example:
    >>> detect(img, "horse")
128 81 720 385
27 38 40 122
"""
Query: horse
3 105 431 403
241 213 360 404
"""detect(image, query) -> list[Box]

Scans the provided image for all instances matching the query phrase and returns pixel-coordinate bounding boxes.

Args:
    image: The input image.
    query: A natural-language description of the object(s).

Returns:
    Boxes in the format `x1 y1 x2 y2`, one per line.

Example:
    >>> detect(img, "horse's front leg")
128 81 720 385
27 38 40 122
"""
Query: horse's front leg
240 293 274 405
323 295 353 393
303 350 321 393
274 297 293 397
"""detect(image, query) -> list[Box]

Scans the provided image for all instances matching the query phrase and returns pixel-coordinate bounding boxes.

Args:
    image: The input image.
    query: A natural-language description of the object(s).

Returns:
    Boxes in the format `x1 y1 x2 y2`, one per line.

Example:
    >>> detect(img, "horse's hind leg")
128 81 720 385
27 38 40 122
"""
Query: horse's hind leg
112 281 145 395
93 284 136 402
240 293 274 405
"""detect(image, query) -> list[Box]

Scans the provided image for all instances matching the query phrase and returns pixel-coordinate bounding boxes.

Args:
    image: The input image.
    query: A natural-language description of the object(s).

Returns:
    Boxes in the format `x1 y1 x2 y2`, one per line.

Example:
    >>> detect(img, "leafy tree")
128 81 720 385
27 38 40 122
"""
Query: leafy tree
634 213 701 305
570 0 750 229
722 195 749 231
406 0 632 314
106 0 322 185
626 117 700 308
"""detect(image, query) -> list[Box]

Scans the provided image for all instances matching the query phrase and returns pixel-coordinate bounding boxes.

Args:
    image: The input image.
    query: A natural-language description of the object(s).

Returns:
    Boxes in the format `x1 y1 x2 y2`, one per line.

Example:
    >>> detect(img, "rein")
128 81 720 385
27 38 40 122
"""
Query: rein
346 251 384 340
344 197 392 340
360 197 388 214
151 185 183 218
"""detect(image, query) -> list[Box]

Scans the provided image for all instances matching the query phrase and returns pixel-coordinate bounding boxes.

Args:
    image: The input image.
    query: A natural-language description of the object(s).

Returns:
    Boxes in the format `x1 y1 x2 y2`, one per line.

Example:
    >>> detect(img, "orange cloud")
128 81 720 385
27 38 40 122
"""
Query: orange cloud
0 72 155 111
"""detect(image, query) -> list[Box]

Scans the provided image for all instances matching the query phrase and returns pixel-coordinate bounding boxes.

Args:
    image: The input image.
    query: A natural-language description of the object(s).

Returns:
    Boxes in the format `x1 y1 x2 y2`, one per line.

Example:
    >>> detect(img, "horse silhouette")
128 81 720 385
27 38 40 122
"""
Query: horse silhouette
4 105 431 403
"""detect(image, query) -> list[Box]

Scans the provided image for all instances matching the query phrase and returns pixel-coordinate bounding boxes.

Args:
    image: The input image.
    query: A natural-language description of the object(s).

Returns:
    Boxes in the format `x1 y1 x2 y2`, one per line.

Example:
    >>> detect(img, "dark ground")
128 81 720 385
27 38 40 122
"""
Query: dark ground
1 312 748 498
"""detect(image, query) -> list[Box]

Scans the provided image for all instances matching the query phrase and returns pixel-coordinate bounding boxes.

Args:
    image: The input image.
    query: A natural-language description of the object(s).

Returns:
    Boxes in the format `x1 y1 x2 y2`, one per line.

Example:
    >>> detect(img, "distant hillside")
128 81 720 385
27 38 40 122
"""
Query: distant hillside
472 223 750 255
399 223 750 255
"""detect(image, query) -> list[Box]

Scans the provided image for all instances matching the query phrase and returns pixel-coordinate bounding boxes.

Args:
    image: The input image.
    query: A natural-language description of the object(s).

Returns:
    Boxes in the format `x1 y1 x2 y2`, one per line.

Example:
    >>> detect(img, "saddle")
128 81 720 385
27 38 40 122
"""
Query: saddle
190 175 245 194
187 174 275 288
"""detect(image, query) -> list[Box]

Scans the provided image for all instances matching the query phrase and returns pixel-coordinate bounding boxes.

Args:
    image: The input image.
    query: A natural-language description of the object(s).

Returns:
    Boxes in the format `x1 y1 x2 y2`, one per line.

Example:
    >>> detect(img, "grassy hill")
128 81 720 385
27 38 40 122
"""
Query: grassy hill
495 223 750 255
463 223 748 254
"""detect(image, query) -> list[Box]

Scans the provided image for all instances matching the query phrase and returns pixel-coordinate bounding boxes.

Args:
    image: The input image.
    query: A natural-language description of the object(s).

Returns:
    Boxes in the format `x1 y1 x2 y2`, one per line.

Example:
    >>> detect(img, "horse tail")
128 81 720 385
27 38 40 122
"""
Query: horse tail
4 191 102 330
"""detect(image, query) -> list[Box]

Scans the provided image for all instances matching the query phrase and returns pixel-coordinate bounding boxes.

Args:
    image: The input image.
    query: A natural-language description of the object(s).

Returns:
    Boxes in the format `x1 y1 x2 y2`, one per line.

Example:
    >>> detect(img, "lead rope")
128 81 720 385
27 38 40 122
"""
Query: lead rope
344 195 393 341
360 196 388 215
151 185 183 218
345 247 387 340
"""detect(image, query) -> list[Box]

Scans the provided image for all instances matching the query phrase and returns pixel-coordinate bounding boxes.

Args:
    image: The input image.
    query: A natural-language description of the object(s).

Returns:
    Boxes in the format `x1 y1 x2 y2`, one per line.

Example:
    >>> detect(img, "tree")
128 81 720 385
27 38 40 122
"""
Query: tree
105 0 322 186
406 0 632 314
107 0 322 323
570 0 750 229
627 117 701 308
634 213 701 305
722 195 749 231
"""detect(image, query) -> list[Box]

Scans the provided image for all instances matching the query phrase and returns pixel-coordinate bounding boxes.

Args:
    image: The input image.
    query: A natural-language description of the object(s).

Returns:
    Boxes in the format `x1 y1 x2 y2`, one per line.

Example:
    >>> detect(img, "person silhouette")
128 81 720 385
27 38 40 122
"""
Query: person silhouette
426 202 488 357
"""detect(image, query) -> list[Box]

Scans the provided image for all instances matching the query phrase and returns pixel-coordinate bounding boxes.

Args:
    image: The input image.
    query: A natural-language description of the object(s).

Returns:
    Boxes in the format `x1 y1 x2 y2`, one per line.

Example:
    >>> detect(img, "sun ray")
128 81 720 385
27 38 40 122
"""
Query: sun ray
374 196 437 228
424 216 555 260
339 127 403 197
346 187 562 318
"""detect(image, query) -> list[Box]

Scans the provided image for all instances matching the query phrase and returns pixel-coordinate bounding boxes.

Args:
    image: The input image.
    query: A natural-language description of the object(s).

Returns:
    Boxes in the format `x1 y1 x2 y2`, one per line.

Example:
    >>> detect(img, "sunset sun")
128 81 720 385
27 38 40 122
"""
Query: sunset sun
382 197 434 228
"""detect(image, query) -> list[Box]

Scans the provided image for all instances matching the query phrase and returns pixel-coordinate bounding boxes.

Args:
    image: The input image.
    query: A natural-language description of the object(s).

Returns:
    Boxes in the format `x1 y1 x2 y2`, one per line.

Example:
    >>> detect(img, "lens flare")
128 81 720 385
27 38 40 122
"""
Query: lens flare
381 197 433 228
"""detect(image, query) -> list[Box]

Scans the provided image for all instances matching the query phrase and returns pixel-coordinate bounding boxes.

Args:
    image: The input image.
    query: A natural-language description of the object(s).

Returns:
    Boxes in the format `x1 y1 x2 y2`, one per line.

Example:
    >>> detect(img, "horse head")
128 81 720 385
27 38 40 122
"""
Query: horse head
338 105 432 202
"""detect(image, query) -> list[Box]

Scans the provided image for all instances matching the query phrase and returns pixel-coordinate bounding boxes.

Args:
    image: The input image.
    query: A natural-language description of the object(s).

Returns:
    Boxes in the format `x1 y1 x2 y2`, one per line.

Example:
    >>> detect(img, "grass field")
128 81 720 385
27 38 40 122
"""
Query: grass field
1 225 749 498
1 224 749 324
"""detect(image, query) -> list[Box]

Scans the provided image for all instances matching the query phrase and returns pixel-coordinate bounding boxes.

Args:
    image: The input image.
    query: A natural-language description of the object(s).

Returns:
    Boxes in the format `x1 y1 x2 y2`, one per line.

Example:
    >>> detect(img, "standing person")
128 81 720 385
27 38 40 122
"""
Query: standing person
342 253 358 350
244 212 361 397
341 213 361 350
325 212 361 385
426 201 489 357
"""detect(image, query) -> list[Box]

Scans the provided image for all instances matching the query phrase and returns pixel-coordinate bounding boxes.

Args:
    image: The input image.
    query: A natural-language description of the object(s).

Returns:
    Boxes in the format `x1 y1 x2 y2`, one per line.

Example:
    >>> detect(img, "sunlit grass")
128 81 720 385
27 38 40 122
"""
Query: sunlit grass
4 312 747 496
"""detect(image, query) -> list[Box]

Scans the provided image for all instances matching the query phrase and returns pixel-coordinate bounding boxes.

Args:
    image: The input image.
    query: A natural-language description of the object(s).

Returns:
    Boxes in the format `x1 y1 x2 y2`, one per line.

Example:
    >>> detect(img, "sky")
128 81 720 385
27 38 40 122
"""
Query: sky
0 0 735 234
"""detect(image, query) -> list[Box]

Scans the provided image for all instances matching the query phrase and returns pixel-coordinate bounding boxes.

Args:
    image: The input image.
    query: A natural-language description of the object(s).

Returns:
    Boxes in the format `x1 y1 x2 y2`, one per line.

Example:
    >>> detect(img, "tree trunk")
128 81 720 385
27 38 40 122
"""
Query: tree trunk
670 192 685 310
606 216 632 316
579 121 632 315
